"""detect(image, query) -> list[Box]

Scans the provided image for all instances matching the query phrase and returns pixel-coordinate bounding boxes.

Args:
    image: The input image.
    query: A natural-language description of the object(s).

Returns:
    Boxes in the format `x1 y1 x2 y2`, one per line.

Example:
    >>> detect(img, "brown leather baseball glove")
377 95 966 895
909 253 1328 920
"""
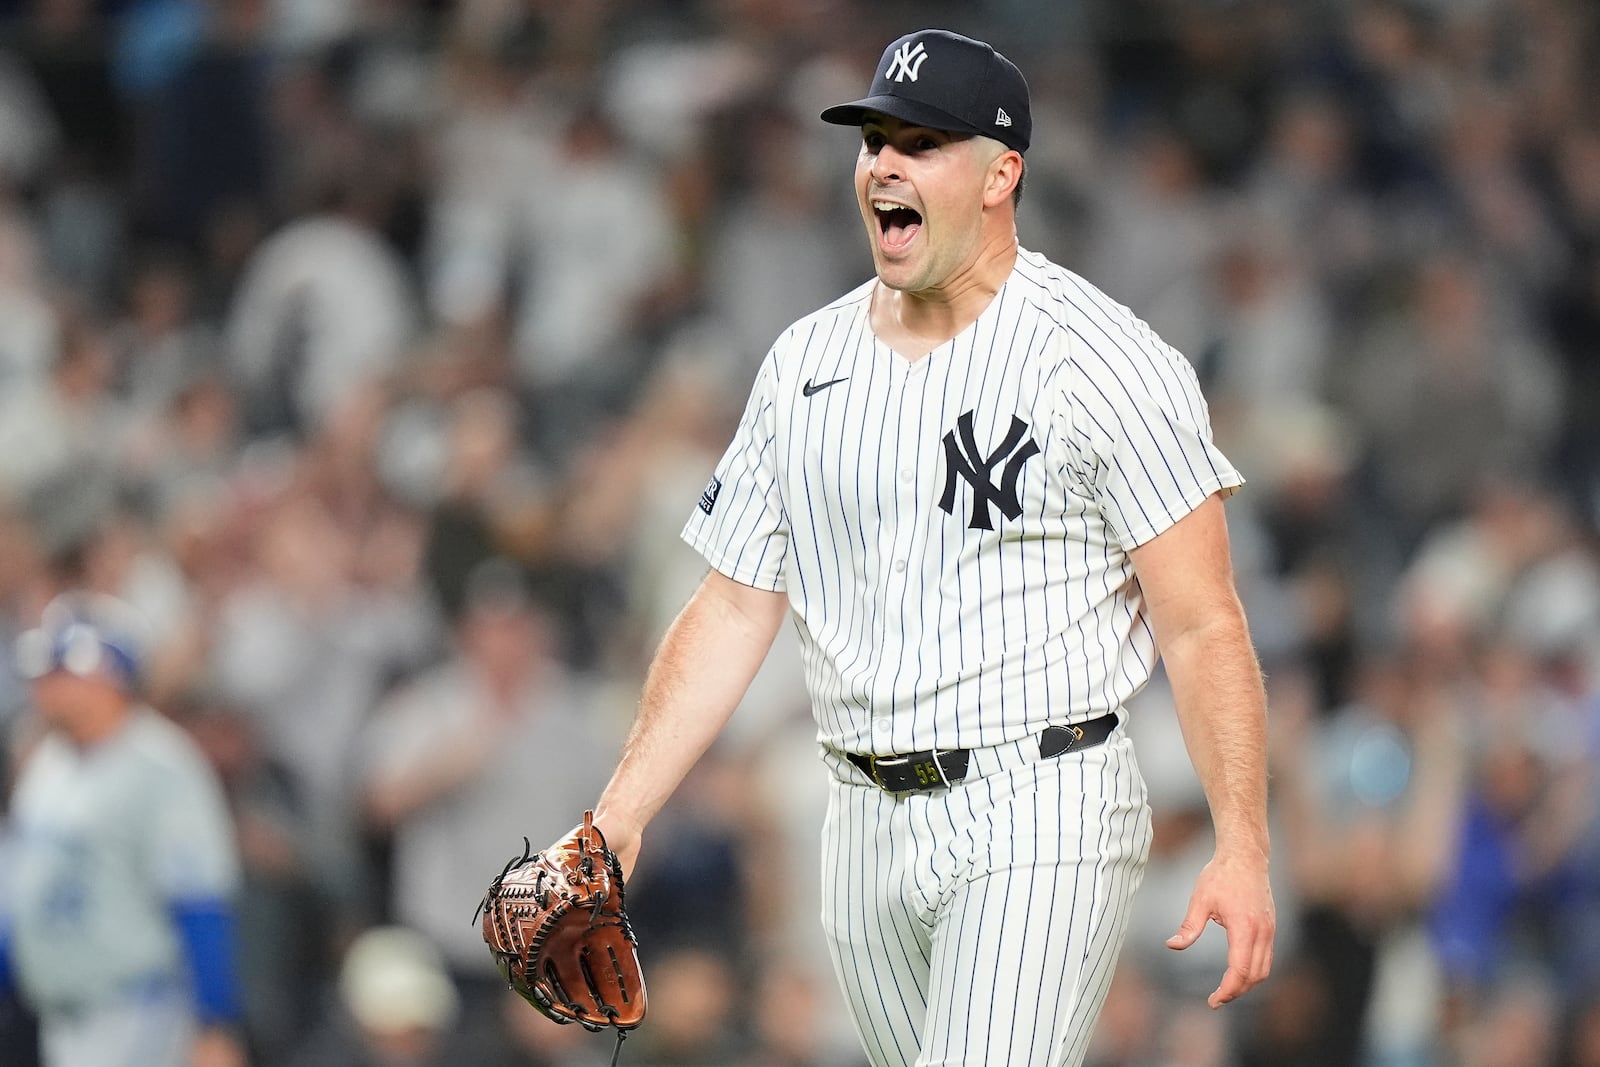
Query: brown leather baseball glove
477 811 647 1036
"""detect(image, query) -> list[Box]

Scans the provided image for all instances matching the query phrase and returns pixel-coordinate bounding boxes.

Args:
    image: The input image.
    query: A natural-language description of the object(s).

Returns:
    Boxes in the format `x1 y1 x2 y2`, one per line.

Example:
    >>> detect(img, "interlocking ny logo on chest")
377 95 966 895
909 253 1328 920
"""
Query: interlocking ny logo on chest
938 410 1040 530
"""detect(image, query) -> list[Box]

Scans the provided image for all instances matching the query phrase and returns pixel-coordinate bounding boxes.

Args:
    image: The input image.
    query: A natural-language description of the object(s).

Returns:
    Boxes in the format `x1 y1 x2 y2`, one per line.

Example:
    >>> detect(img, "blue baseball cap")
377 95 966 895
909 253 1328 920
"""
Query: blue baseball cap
14 593 149 691
821 29 1032 155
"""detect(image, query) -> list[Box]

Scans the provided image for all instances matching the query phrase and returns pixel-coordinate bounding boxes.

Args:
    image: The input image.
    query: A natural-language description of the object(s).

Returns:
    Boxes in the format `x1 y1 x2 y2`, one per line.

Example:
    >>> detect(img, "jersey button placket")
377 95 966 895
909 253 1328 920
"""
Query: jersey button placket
882 363 925 662
870 353 929 748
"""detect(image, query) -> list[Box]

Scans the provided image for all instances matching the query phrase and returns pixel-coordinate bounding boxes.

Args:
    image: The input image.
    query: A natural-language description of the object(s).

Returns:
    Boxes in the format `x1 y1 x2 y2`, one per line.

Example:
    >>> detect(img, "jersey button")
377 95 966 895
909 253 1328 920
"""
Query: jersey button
893 559 906 573
900 468 913 482
875 718 891 732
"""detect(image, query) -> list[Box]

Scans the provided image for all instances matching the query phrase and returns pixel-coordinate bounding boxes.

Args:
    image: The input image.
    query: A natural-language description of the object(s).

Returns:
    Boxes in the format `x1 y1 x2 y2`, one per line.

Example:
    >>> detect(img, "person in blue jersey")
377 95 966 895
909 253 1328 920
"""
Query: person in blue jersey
558 28 1272 1066
1 592 247 1067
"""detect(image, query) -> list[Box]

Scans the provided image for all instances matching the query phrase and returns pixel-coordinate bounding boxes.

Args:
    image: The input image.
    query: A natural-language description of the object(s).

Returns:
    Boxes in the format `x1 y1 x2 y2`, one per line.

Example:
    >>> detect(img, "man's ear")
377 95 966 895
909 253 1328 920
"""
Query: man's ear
983 149 1023 208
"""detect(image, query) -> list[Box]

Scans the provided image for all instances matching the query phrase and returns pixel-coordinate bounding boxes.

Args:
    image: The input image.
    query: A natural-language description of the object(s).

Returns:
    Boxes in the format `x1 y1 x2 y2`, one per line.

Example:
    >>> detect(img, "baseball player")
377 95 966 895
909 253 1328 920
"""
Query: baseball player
0 593 246 1067
587 29 1274 1066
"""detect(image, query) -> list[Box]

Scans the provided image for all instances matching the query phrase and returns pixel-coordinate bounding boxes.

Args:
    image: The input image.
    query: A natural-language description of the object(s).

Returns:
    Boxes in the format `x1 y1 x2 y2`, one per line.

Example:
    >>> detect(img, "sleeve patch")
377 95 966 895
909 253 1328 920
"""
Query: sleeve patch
698 476 723 515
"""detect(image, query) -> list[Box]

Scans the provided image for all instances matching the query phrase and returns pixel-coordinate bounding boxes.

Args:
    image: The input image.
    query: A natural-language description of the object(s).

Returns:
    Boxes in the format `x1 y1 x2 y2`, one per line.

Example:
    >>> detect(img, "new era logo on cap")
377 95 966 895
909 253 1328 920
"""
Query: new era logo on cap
819 28 1032 155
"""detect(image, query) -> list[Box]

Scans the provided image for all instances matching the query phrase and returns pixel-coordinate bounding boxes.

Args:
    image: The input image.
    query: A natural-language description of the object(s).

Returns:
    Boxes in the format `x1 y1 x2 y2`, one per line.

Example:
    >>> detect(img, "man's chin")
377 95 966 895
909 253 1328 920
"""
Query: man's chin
873 255 926 293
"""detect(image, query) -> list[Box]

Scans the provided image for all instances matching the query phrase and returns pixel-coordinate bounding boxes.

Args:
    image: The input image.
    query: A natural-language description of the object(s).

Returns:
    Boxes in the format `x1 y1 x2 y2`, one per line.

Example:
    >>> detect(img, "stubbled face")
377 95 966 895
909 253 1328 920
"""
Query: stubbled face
855 115 998 295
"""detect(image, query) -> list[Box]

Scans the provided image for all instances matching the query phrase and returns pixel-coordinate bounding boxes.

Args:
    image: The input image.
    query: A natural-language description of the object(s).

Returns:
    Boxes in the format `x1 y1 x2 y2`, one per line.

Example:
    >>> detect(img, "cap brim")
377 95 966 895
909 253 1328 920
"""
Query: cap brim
820 96 988 141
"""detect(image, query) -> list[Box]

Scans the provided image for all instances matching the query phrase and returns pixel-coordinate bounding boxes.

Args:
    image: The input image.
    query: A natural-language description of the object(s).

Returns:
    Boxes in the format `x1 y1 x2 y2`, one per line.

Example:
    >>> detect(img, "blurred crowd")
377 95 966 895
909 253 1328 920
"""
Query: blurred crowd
0 0 1597 1064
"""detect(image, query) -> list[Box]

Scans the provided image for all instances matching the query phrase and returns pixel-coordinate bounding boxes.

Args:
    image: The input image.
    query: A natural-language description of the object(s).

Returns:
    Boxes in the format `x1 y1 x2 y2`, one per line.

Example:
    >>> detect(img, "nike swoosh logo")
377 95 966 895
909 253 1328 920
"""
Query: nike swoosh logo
802 376 849 397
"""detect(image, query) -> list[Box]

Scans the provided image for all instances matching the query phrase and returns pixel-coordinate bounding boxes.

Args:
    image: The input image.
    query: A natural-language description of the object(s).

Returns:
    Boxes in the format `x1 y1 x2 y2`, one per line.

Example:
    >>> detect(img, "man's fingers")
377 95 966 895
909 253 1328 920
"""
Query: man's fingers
1166 897 1211 950
1208 915 1272 1008
1166 928 1199 950
1208 965 1249 1009
1216 921 1257 1007
1252 921 1275 986
1210 960 1268 1008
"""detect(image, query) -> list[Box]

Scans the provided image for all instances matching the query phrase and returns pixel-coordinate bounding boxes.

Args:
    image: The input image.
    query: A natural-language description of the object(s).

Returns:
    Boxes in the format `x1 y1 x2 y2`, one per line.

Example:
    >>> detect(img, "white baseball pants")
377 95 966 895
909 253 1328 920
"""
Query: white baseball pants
820 732 1153 1067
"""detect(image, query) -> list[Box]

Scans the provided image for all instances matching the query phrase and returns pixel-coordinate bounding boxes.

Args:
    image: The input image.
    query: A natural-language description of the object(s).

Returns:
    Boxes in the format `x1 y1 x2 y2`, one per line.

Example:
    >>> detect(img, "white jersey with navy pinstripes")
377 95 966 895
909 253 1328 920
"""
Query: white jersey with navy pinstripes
682 246 1242 755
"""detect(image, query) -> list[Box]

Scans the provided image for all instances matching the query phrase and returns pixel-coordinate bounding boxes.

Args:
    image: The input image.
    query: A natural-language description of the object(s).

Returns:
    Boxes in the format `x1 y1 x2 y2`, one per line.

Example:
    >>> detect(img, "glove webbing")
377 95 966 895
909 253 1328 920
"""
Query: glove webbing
473 836 535 927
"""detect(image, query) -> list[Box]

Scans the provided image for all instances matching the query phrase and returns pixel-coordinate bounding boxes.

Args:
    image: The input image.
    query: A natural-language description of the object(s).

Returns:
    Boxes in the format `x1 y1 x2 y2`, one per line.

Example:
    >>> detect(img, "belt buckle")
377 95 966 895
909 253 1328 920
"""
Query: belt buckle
870 751 949 792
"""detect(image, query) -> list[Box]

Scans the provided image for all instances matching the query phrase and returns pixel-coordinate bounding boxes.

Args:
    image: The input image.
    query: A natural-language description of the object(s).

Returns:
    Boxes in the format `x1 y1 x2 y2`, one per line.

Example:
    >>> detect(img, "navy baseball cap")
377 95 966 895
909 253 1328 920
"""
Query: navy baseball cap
14 592 149 691
821 29 1031 155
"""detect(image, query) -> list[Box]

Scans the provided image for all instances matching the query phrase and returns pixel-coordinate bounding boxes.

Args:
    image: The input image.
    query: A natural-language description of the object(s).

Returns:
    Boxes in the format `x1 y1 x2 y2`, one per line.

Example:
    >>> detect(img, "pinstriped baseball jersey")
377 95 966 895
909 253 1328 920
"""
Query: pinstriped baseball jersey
681 247 1242 755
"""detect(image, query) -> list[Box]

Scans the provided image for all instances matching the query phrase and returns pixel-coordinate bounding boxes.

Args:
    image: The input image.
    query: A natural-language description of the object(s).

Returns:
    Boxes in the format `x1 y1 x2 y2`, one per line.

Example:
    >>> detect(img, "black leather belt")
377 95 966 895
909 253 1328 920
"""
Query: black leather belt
845 712 1119 794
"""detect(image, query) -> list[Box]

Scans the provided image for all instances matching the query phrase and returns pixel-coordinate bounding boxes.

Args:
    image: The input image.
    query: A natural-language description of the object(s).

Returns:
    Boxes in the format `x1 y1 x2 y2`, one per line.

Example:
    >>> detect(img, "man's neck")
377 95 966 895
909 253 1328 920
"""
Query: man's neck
872 235 1018 361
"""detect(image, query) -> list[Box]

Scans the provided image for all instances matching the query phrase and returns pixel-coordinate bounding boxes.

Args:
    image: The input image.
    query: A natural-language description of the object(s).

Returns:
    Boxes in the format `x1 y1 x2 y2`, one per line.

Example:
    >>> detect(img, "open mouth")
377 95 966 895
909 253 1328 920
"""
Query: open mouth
873 201 923 253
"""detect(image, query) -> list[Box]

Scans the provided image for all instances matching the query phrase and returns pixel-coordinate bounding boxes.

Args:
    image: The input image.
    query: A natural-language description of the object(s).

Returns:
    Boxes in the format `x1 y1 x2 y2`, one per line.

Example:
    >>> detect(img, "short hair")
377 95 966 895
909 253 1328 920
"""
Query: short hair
1012 157 1026 207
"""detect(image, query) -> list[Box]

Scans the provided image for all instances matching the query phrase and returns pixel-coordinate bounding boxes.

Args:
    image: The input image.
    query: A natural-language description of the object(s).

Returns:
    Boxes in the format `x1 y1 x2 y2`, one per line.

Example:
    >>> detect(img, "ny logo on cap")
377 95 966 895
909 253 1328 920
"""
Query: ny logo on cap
887 40 929 83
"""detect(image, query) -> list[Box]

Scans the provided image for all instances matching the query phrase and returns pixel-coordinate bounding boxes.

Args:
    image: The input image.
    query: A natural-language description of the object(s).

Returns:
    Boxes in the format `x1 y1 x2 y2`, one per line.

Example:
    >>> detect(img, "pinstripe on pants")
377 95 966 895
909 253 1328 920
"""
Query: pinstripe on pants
820 734 1153 1067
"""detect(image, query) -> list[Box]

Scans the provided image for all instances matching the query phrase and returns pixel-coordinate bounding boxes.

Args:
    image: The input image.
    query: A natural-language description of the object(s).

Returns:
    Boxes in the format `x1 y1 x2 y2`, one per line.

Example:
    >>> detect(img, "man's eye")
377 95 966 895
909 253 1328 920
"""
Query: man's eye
916 138 938 152
863 133 885 150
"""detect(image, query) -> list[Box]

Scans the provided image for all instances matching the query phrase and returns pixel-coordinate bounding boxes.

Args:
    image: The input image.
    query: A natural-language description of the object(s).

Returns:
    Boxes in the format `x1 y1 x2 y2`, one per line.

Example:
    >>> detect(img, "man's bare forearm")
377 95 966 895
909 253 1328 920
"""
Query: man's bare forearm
1132 496 1275 1002
595 569 788 840
1160 609 1270 860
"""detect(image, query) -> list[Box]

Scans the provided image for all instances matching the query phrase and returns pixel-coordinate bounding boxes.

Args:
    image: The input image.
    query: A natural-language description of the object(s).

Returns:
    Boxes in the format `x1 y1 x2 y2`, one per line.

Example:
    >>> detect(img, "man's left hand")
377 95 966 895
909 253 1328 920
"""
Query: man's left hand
1166 849 1275 1008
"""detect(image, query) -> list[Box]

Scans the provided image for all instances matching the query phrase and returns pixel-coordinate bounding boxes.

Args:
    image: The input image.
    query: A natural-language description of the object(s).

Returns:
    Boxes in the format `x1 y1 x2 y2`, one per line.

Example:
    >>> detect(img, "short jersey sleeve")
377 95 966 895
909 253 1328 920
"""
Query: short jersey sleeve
1055 310 1243 550
146 749 241 904
681 349 790 590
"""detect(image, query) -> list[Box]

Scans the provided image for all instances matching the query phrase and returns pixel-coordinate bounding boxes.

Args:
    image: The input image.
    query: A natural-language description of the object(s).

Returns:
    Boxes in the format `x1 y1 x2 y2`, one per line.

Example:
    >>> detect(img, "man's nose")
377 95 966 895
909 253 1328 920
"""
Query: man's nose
869 145 906 184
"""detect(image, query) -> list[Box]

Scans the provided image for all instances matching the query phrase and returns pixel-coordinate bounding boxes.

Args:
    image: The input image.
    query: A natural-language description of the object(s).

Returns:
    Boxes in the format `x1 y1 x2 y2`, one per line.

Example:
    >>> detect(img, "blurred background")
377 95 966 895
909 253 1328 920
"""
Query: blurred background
0 0 1596 1064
